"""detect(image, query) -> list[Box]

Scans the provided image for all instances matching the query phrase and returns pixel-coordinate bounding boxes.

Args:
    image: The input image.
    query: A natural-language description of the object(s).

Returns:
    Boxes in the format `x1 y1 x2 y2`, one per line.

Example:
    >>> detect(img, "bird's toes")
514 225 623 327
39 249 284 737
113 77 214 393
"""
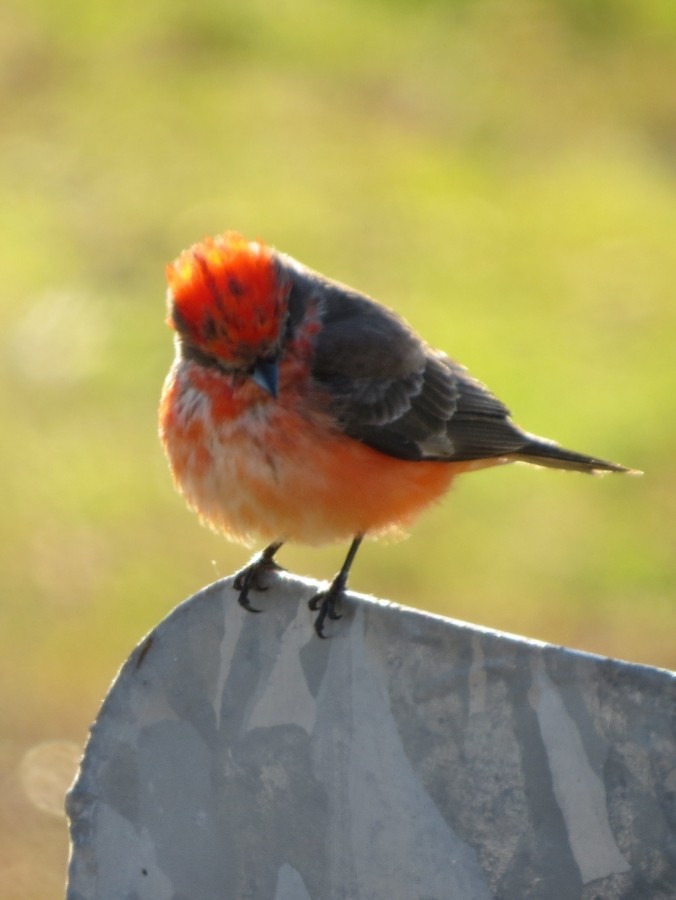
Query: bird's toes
234 553 284 613
309 586 345 638
237 590 262 614
233 569 247 591
234 572 261 613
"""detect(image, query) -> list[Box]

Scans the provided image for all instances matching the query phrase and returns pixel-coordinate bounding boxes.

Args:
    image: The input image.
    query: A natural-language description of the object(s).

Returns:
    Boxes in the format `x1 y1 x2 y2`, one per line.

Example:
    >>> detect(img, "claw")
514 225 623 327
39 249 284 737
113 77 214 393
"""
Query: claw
307 534 363 637
237 582 262 614
308 584 345 638
233 542 284 614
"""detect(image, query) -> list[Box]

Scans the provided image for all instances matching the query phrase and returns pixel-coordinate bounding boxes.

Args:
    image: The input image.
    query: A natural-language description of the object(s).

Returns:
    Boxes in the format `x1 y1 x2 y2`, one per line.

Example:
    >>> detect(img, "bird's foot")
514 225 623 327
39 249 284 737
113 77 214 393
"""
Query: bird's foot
308 535 363 638
308 577 347 639
234 543 284 613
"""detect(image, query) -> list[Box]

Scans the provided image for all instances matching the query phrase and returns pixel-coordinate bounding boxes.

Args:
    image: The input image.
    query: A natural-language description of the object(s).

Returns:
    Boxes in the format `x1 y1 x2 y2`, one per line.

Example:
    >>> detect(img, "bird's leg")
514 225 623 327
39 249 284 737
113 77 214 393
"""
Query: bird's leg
309 534 364 638
234 541 285 613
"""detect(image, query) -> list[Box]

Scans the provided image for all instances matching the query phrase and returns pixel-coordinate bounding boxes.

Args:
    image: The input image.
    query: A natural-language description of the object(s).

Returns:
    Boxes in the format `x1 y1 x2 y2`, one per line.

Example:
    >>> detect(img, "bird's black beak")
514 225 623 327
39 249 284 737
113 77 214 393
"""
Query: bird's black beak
250 356 279 398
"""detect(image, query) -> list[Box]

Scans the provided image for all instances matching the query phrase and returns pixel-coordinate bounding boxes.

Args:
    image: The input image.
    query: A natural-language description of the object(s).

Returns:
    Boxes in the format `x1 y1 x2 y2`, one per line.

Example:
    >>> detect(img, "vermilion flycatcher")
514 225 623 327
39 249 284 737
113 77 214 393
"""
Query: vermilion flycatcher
159 232 637 636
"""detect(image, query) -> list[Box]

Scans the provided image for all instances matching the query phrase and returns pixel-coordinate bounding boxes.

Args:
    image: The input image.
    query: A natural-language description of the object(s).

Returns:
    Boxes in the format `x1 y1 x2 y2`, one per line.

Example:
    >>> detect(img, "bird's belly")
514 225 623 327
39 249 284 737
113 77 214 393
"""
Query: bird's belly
161 374 458 546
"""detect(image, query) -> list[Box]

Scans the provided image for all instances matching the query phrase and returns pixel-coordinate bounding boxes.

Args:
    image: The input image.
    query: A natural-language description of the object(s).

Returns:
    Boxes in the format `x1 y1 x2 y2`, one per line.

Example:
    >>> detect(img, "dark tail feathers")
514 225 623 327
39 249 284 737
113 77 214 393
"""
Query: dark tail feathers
514 436 641 475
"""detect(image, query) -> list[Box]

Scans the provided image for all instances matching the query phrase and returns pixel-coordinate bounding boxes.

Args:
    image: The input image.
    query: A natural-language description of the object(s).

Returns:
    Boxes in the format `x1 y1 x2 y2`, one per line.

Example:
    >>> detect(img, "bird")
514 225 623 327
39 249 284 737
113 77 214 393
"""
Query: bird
159 231 638 637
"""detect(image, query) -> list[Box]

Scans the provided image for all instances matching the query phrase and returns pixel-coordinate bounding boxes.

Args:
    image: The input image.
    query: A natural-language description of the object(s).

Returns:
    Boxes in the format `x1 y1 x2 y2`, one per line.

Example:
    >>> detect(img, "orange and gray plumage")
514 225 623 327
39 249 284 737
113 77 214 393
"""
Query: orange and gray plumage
159 231 636 636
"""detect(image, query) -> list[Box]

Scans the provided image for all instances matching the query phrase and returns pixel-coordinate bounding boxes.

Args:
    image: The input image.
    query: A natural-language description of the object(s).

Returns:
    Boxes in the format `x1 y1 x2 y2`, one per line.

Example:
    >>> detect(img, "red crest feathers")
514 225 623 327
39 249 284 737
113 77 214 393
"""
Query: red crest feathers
166 232 285 363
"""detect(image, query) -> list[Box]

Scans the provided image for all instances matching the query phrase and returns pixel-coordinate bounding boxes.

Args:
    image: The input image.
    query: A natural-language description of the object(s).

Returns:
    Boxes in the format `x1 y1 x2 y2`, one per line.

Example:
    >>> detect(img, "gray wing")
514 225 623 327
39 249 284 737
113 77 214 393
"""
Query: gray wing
300 269 529 462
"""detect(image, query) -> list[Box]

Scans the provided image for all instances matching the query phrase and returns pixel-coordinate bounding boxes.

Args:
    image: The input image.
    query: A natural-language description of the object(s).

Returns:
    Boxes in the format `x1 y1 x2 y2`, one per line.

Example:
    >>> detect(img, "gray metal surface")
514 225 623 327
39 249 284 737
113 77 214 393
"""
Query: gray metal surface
66 574 676 899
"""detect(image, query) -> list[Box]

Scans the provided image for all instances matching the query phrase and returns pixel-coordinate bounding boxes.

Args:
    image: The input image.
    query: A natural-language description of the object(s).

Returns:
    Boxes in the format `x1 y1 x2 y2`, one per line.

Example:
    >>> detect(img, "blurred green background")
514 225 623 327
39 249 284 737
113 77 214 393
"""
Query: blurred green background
1 0 675 895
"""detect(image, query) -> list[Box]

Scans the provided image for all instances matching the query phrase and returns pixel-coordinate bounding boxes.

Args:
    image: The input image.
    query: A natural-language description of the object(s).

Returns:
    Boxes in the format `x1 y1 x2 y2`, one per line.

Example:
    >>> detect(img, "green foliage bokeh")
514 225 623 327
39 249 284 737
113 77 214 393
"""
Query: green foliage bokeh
1 0 675 895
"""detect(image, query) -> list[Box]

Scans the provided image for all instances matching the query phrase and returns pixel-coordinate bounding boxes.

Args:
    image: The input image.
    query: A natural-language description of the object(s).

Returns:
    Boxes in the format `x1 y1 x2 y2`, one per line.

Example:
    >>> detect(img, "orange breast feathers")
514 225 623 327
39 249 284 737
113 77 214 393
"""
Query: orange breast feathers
159 351 476 547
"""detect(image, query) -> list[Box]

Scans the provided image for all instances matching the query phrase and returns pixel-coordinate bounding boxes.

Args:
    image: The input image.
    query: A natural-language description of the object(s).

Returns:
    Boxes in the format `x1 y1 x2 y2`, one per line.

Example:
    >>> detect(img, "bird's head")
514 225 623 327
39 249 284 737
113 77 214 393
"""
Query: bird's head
166 232 289 395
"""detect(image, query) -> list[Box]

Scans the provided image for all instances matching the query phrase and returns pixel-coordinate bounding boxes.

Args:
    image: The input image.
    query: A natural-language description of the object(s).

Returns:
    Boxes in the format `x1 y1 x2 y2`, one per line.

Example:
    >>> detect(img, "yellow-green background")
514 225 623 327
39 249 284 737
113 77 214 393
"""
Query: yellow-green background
2 0 674 895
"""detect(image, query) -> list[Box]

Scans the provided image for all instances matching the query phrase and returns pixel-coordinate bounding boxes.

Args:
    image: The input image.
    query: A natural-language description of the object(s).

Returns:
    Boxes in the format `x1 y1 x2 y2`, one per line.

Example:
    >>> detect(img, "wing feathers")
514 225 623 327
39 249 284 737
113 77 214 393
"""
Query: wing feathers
293 265 539 464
